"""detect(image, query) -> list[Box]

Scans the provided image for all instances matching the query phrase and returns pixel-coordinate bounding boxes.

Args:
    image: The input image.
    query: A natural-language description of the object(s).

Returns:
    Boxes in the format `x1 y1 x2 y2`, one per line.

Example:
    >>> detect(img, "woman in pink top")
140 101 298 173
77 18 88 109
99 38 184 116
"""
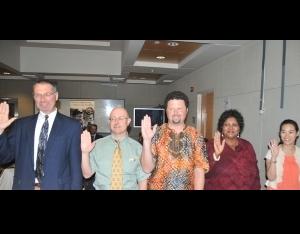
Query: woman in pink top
265 119 300 190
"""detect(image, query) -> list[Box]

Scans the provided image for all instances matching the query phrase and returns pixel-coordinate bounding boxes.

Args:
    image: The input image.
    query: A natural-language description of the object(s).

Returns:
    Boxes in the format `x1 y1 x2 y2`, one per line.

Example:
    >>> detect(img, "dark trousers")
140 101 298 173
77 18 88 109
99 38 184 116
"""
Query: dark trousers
83 173 95 190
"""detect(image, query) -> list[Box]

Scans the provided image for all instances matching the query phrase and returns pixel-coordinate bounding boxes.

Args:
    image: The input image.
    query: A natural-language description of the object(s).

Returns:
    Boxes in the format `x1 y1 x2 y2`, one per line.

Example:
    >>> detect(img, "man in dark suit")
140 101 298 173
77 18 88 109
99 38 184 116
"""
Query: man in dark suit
87 124 103 142
0 79 82 190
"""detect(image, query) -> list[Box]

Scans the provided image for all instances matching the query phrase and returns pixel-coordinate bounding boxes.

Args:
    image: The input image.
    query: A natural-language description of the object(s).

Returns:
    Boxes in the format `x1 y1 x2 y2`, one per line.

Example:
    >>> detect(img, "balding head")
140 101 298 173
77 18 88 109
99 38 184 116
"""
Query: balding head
109 107 131 139
110 107 129 119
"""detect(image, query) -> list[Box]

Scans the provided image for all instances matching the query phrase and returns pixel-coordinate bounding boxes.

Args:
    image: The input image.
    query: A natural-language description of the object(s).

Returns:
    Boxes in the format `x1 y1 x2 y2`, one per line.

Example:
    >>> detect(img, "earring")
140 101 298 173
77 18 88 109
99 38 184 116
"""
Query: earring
237 133 240 138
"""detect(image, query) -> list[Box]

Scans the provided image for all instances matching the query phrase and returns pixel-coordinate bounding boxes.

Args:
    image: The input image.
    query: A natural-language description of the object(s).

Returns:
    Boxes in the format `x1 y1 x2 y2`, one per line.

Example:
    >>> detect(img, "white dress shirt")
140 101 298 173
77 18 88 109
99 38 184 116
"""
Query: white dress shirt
33 109 57 171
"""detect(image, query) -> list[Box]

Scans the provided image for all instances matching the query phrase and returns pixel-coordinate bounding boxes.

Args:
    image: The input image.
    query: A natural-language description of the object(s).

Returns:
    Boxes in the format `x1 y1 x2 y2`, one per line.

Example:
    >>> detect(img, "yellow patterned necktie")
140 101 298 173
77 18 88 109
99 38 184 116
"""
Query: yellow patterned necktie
111 140 123 190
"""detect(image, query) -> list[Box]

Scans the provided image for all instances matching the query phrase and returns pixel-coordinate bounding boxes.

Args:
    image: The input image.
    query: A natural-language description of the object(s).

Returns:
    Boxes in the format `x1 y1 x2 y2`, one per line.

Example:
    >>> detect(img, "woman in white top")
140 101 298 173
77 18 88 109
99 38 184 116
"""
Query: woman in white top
265 119 300 190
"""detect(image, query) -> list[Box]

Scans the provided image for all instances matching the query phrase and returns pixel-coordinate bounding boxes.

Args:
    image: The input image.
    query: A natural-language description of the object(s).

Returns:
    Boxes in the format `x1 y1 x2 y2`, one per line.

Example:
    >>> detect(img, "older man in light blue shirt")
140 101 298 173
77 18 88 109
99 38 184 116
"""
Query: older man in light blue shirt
81 107 149 190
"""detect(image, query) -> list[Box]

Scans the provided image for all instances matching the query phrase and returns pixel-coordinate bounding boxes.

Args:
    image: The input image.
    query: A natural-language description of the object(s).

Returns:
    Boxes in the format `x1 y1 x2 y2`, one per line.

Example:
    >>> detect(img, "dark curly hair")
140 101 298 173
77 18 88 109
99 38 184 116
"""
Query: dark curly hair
217 109 244 136
278 119 299 145
164 91 189 109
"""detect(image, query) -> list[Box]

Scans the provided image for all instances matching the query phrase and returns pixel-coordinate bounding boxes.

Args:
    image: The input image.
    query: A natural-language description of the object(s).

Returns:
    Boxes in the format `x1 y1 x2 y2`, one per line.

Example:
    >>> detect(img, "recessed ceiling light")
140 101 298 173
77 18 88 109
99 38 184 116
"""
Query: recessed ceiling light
163 79 174 83
167 41 179 47
22 74 37 78
3 72 11 75
112 77 125 81
156 56 166 60
126 79 156 84
139 77 146 80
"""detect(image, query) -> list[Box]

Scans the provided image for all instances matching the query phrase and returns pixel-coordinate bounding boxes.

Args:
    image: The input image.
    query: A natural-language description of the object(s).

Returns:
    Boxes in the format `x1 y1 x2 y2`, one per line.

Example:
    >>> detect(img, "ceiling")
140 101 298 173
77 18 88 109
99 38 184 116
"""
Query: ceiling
0 40 251 85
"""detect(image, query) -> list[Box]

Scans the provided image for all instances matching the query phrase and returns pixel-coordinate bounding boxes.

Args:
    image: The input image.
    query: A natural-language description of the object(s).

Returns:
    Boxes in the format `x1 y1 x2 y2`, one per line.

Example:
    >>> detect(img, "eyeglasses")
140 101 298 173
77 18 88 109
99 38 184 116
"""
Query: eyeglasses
33 91 57 99
109 116 128 121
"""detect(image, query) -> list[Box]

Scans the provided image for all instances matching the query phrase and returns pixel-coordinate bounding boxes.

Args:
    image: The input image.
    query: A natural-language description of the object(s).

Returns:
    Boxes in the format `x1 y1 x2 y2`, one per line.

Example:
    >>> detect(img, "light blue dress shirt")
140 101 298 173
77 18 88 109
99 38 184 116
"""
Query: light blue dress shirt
90 135 149 190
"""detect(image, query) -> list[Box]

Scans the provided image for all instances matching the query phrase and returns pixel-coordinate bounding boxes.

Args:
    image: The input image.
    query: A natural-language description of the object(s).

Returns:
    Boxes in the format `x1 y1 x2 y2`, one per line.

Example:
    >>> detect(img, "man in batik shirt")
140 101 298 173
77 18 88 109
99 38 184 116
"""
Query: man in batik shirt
141 91 209 190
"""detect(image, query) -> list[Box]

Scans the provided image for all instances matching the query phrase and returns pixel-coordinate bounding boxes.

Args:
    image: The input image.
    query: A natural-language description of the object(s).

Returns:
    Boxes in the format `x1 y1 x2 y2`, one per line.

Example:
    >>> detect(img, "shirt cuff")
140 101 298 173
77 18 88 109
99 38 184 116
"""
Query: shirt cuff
213 153 220 161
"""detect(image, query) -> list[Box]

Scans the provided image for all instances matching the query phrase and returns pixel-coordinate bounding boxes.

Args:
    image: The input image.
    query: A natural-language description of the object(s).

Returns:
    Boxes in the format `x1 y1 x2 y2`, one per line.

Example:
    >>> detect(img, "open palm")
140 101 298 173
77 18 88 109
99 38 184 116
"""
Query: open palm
0 102 17 133
141 115 157 142
268 139 279 158
214 131 225 156
81 130 95 154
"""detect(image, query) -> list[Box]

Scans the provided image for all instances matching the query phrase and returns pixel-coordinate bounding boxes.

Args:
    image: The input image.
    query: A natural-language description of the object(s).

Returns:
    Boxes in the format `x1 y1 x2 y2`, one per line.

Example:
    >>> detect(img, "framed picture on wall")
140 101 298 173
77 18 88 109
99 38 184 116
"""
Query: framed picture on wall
0 97 19 118
58 99 125 133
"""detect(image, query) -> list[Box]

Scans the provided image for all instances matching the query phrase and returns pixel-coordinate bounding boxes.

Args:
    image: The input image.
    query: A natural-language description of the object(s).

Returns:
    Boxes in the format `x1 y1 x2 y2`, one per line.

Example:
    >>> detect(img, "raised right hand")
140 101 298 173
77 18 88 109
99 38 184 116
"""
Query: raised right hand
268 139 279 158
141 115 157 142
0 101 17 133
81 130 95 154
213 131 225 157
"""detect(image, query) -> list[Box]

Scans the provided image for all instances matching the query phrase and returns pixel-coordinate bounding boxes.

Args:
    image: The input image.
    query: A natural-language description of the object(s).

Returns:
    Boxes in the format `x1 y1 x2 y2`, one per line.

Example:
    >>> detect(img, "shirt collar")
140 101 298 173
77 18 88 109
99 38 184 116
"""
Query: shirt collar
39 108 57 119
111 133 128 143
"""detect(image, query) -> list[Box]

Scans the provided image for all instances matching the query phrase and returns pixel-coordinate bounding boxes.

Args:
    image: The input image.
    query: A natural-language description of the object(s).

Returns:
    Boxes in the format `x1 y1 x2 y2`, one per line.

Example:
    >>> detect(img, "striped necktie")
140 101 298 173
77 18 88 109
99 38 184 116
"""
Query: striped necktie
35 115 49 183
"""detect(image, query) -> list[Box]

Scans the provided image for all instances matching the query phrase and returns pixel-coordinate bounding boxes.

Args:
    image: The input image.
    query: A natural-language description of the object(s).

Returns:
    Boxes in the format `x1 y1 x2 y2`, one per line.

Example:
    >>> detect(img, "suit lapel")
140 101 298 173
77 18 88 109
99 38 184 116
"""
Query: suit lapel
45 113 62 155
28 114 38 168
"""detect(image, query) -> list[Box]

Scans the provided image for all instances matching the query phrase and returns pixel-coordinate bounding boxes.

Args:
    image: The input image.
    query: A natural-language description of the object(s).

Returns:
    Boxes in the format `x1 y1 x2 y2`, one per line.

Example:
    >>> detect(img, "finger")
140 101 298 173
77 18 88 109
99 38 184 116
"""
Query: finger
141 119 146 136
214 145 219 155
81 132 87 141
0 102 5 113
268 142 272 149
146 115 152 127
141 118 144 128
142 116 150 129
0 102 8 116
214 139 220 153
214 132 220 143
152 124 157 134
214 137 218 147
217 131 222 141
3 102 9 116
270 139 274 146
7 117 17 126
82 130 91 142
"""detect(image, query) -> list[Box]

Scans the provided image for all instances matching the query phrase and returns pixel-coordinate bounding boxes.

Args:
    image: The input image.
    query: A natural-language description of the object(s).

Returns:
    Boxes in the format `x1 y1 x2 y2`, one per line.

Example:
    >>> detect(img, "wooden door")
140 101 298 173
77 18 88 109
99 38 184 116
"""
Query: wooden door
197 92 214 141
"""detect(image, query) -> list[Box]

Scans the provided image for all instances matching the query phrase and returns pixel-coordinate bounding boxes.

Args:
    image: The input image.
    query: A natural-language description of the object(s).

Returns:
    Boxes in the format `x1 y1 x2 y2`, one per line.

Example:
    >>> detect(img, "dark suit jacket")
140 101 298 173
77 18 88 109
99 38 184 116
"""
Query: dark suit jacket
92 133 103 142
0 112 82 190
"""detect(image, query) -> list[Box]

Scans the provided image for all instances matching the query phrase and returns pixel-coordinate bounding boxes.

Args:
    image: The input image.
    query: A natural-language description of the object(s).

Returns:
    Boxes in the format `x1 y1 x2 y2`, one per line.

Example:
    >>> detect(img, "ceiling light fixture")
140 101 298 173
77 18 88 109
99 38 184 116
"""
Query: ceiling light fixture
3 72 11 75
154 41 160 45
156 55 166 60
167 41 179 47
22 74 37 78
163 80 174 83
112 77 126 81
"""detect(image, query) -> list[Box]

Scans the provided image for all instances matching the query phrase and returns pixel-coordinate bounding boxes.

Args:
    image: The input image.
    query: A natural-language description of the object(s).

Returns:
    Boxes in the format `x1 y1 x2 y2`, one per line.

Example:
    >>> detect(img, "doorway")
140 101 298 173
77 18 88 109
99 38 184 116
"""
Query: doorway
196 91 214 141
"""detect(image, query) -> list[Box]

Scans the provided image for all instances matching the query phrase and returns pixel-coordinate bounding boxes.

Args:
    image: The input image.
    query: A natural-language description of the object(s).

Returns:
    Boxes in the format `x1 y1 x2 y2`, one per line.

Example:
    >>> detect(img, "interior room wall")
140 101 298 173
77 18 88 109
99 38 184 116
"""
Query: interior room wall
0 79 167 140
168 40 300 188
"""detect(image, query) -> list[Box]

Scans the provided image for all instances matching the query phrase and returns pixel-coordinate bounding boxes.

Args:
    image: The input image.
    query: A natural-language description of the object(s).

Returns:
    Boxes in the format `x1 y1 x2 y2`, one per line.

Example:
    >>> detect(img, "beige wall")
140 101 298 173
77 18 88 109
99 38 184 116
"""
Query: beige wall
168 40 300 188
0 79 34 117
